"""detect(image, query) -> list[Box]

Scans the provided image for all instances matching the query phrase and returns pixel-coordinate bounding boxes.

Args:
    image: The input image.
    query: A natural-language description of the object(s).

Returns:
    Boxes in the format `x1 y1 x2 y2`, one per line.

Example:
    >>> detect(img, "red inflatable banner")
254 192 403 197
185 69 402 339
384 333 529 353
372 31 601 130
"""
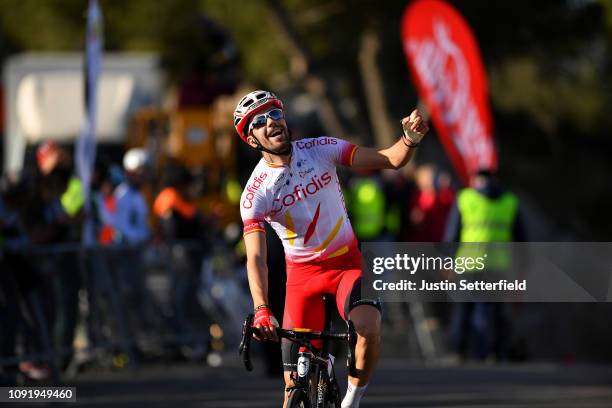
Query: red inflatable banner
401 0 496 185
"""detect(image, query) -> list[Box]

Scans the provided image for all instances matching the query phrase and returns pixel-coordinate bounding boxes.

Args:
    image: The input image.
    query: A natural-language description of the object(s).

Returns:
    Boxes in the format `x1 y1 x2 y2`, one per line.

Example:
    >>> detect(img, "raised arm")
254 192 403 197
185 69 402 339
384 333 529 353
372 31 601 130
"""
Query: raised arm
352 109 429 170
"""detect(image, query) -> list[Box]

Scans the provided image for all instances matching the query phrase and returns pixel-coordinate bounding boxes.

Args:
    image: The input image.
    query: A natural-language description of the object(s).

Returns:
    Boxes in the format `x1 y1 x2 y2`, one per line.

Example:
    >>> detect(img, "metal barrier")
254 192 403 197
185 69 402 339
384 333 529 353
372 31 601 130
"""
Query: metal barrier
0 240 251 380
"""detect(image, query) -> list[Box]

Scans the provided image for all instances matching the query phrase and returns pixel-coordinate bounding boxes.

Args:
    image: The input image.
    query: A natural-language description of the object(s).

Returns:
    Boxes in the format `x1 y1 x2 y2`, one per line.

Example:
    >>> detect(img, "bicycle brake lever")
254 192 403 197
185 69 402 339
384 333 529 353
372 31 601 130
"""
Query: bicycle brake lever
346 320 357 377
239 314 254 372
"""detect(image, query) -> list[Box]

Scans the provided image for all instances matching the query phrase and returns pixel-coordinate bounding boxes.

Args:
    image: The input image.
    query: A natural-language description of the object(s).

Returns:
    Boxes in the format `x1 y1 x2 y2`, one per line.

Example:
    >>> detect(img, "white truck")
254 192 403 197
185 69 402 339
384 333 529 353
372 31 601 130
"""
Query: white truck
3 52 162 174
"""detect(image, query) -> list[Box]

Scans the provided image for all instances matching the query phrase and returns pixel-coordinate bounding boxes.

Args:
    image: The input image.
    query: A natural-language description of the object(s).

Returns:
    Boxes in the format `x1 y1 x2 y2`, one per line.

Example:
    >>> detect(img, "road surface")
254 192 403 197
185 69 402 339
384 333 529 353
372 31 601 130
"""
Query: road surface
39 356 612 408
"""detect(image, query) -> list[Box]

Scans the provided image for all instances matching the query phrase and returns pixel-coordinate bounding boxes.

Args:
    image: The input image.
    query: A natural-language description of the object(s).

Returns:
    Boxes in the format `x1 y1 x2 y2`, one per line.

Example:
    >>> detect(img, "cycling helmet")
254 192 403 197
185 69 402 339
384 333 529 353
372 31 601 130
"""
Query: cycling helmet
233 90 283 143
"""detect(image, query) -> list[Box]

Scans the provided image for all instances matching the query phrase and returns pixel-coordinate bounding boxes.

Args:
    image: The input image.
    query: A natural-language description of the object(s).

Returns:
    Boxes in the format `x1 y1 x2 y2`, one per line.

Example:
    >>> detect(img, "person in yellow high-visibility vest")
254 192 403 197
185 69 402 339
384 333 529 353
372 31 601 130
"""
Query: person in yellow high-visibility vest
346 175 387 241
444 169 526 361
344 170 408 242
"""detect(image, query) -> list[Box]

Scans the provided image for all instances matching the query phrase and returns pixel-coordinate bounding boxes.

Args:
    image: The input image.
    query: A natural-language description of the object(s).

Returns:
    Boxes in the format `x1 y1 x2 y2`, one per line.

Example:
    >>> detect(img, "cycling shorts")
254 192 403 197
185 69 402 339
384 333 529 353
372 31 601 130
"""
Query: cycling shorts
281 245 379 371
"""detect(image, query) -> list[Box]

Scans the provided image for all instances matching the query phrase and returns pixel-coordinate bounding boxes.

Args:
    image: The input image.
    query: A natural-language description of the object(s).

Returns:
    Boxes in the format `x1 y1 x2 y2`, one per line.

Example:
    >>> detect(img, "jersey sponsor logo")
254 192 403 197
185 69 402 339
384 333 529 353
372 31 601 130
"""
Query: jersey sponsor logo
270 172 332 215
298 167 315 178
296 137 337 150
242 172 268 209
243 219 265 234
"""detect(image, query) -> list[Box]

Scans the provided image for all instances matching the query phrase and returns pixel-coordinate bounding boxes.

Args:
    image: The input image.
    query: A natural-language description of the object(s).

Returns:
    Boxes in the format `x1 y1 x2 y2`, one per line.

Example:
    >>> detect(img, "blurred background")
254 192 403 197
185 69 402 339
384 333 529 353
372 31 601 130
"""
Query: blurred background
0 0 611 406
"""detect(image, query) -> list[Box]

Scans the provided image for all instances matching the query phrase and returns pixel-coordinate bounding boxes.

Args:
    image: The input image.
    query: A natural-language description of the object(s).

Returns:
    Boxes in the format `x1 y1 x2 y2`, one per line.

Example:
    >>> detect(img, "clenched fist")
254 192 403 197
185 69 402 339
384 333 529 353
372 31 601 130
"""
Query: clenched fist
401 109 429 145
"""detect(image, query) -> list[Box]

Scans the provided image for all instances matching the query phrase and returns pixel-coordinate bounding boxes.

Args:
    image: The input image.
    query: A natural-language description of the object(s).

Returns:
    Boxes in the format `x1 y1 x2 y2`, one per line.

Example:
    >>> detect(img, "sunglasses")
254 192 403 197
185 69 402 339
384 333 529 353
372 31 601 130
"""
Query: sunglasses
249 109 284 133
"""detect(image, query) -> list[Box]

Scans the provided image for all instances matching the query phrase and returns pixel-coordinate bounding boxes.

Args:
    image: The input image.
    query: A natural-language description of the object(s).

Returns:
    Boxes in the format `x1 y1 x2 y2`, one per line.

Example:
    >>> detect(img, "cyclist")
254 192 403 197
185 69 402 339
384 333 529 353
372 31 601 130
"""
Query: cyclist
236 90 428 407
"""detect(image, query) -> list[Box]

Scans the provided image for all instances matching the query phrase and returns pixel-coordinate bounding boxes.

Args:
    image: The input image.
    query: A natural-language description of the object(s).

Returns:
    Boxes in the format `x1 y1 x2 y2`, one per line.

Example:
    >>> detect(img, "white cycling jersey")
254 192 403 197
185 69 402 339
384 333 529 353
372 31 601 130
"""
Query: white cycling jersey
241 137 359 263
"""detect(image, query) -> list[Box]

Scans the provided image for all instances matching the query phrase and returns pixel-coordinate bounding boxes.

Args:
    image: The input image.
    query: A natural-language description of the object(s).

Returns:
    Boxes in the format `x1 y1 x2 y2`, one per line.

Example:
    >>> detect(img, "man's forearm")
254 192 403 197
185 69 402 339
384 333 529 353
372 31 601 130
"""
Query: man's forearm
380 138 417 169
247 258 269 307
351 110 426 170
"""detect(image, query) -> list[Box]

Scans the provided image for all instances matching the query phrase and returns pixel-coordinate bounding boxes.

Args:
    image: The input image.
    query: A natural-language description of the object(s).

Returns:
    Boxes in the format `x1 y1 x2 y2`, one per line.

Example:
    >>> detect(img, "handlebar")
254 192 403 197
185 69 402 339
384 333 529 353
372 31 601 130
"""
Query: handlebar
238 313 357 375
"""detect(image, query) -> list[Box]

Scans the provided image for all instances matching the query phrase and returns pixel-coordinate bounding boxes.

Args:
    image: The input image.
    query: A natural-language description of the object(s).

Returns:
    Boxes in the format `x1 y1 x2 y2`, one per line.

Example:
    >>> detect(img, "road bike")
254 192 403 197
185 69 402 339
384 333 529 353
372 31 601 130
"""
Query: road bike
239 298 357 407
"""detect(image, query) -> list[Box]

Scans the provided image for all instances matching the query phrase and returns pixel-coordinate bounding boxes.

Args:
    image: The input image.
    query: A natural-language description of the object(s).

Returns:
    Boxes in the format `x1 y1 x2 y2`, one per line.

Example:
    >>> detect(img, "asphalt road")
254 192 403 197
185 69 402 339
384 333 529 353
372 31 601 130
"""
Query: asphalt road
20 358 612 408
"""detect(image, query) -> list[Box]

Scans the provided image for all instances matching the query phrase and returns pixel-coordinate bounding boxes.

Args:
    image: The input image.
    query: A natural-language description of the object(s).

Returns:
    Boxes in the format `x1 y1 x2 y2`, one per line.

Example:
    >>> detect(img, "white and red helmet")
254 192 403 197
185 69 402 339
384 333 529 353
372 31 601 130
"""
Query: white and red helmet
233 90 283 143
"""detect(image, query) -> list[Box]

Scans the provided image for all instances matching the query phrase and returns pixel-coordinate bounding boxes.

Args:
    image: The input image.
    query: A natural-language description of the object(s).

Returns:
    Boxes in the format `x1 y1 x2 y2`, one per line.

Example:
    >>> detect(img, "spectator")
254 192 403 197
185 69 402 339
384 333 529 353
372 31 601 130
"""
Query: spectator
0 174 50 380
345 172 388 242
35 141 85 241
104 148 151 349
444 169 526 361
153 164 211 356
34 142 84 370
94 161 118 245
381 166 415 241
154 164 202 242
436 170 455 226
406 164 448 242
110 148 150 244
84 160 121 350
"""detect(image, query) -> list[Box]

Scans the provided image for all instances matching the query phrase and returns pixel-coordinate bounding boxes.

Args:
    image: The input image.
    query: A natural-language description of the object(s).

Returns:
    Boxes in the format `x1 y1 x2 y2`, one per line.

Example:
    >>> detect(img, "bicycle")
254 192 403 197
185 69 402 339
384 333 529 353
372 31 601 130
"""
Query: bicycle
239 297 357 408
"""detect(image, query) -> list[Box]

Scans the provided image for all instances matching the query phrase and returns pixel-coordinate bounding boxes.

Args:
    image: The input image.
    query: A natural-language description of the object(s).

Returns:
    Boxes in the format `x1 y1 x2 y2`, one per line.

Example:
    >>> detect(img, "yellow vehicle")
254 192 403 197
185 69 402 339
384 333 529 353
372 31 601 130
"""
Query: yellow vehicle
127 106 241 228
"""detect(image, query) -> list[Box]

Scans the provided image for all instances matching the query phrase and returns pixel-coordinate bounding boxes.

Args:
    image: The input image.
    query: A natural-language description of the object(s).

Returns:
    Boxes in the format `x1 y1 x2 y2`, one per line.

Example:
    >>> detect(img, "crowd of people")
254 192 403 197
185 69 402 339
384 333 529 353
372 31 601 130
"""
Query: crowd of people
0 141 219 381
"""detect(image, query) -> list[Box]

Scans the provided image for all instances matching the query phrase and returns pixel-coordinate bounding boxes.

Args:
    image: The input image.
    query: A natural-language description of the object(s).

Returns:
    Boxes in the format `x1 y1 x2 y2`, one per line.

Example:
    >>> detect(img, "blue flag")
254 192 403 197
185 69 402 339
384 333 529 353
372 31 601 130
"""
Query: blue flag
76 0 103 244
